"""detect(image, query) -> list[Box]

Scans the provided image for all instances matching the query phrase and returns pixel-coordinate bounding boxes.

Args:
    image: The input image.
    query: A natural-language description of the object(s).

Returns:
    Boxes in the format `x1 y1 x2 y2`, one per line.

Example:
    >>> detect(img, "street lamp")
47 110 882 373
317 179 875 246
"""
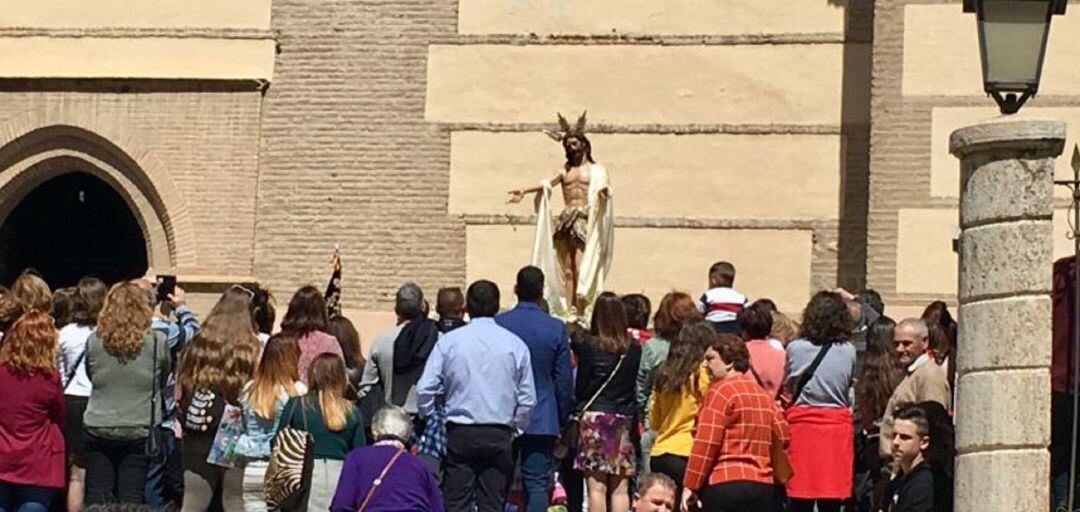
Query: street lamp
963 0 1067 114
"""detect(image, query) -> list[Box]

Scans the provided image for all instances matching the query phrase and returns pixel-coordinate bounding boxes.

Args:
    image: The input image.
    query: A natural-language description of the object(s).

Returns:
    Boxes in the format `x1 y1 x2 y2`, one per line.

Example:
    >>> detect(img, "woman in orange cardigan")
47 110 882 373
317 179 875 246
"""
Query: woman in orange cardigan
682 333 789 511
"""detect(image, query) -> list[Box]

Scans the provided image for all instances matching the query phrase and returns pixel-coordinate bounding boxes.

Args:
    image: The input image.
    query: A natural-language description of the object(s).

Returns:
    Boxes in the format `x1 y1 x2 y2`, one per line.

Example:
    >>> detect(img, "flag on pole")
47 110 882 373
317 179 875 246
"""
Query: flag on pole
325 244 342 317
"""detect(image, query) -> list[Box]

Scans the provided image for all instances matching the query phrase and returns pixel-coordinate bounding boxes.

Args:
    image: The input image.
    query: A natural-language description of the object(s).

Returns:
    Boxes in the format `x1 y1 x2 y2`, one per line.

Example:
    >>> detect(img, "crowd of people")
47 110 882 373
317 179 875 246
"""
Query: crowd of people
0 260 959 512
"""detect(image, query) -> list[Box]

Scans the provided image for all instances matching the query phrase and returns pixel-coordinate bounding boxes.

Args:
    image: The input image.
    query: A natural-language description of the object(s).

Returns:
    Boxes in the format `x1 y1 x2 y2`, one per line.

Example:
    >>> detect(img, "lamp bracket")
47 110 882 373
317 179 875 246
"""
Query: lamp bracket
989 89 1034 115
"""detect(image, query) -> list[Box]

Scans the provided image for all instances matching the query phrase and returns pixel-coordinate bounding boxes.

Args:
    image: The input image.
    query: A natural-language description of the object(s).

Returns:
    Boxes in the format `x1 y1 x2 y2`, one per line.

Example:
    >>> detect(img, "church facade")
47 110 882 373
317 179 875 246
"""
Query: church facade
1 0 1078 336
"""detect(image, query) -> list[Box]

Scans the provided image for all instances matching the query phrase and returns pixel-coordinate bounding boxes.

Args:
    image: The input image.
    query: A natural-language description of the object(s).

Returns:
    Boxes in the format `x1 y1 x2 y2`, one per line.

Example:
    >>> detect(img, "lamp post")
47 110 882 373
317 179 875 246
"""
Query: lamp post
963 0 1067 114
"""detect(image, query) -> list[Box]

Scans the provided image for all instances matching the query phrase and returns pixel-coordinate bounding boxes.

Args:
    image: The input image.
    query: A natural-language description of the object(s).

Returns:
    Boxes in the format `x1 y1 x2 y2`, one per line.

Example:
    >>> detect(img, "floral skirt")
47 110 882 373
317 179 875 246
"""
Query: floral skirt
574 411 636 477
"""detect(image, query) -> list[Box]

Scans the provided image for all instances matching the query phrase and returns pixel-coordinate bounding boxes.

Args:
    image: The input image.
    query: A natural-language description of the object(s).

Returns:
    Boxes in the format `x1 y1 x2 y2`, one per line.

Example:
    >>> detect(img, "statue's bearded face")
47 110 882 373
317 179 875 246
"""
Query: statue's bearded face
563 136 585 165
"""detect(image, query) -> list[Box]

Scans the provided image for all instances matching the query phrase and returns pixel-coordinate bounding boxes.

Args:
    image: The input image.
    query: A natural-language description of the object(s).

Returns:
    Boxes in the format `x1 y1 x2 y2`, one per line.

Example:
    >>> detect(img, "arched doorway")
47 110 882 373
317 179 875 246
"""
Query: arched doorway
0 172 148 287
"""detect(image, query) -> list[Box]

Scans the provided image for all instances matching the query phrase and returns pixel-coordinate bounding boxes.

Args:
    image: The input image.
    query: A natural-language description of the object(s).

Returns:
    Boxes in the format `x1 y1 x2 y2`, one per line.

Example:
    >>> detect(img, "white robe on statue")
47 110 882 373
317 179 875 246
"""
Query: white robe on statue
531 163 614 324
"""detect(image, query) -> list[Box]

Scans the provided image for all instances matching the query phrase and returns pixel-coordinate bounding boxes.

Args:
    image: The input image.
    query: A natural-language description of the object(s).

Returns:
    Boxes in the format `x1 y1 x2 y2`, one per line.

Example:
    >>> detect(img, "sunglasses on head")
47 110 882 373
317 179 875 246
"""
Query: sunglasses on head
229 284 256 299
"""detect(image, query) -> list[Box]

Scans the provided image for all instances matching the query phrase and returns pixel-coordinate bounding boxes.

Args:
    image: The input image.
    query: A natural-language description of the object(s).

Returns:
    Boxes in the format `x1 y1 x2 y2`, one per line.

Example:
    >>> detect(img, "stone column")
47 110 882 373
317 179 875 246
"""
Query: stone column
949 118 1065 512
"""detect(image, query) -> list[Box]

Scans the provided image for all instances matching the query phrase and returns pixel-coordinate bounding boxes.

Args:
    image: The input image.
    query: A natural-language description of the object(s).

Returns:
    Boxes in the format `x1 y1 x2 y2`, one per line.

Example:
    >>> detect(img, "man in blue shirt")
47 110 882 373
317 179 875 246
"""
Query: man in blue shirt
417 280 536 512
140 281 200 508
496 266 573 512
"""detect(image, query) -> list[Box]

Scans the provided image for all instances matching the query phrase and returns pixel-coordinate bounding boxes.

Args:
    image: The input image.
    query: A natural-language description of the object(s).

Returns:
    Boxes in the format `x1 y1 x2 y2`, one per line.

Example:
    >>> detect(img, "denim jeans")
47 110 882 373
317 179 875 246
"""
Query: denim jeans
515 435 556 512
144 430 182 508
0 482 55 512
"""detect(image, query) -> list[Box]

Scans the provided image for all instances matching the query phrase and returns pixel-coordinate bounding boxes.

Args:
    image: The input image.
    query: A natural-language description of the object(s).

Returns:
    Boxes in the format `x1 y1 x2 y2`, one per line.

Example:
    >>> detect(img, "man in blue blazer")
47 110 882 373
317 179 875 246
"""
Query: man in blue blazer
496 266 574 512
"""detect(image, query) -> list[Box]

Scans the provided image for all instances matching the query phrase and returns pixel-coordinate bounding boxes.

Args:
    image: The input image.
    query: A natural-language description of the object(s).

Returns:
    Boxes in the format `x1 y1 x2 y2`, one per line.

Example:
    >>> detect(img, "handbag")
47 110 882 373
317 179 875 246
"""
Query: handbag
748 364 795 484
146 333 165 460
562 354 626 450
207 404 246 468
265 397 315 511
356 448 405 512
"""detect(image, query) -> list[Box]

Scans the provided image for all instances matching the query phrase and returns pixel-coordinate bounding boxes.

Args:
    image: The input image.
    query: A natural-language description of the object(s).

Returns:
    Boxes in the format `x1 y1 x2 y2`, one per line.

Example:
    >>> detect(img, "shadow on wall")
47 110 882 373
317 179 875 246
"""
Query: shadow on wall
836 0 873 290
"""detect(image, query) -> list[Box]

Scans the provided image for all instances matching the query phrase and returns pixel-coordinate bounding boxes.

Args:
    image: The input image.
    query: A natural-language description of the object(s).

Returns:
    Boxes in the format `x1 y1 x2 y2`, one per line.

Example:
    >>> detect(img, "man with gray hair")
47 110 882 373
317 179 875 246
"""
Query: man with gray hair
879 318 952 458
358 283 431 418
330 406 443 511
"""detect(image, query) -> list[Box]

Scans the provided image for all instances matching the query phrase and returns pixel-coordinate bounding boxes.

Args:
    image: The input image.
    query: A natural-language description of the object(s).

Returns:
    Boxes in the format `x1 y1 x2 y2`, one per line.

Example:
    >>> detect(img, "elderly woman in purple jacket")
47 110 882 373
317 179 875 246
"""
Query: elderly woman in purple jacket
331 406 443 512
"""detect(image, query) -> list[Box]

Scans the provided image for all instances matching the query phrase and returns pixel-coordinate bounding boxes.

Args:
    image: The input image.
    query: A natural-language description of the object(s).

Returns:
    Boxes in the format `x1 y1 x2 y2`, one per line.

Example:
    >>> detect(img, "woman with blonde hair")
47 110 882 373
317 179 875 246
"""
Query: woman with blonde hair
0 311 66 512
176 286 260 512
770 311 800 346
82 282 169 505
235 332 307 511
279 353 366 511
12 271 52 313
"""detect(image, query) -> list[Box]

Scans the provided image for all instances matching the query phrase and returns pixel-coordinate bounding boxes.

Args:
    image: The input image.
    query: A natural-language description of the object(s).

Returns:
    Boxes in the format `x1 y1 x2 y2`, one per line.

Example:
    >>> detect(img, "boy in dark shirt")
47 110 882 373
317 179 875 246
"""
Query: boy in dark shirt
884 405 953 512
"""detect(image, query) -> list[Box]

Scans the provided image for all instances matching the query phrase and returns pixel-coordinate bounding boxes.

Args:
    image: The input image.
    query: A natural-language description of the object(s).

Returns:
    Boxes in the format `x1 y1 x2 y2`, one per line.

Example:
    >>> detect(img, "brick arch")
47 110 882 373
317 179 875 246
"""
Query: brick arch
0 111 197 271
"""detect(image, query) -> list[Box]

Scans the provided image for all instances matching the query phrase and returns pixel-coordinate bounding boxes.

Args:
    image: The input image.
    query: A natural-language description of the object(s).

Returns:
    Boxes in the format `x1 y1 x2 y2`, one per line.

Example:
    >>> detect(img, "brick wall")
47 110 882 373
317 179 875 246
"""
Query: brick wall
0 81 263 279
254 0 464 310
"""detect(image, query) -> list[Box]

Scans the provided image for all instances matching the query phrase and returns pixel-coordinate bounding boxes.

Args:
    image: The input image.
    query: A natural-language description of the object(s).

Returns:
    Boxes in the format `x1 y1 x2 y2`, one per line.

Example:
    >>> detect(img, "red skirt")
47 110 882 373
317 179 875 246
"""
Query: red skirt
783 405 853 499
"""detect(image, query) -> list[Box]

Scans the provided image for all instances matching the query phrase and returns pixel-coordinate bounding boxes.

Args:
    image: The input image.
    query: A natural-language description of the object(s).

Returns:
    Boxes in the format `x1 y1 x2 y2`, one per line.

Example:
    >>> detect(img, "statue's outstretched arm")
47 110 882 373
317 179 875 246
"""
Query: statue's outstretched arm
507 172 562 204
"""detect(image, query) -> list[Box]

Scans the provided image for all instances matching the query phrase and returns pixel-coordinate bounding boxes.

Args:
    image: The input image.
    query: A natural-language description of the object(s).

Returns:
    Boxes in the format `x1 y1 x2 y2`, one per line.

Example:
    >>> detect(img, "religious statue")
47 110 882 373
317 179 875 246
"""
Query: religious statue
507 112 614 322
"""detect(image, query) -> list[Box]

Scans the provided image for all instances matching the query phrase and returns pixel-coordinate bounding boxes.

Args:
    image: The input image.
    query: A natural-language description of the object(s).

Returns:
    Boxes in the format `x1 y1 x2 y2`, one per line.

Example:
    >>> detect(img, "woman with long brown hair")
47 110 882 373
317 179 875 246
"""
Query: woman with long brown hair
635 292 702 425
647 321 713 511
0 311 66 512
82 282 169 505
279 353 366 511
176 286 260 512
236 332 306 511
571 292 642 512
327 315 363 400
853 317 903 510
921 300 957 406
634 292 701 477
281 285 342 384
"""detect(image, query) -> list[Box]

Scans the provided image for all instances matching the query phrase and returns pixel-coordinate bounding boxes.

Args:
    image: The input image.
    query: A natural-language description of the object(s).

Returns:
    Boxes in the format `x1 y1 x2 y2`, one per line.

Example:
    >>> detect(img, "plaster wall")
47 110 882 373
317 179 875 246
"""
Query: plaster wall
466 225 814 315
0 0 271 29
426 44 847 125
904 4 1080 96
458 0 846 35
450 132 843 220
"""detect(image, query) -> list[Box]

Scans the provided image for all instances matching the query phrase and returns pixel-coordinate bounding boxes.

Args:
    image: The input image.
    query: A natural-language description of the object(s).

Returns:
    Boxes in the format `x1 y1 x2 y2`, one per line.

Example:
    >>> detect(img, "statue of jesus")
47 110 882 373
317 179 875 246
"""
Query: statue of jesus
507 112 614 322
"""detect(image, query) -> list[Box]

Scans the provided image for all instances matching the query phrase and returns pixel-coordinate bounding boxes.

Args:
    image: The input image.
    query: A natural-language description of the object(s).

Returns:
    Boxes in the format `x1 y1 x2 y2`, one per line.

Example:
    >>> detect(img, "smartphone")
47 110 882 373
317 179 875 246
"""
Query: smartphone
156 275 177 303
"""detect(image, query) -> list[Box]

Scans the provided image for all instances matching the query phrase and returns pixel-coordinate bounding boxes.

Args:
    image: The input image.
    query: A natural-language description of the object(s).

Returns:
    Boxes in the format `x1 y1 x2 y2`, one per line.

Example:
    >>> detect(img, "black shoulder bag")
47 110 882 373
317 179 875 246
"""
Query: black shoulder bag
561 354 626 452
791 342 834 404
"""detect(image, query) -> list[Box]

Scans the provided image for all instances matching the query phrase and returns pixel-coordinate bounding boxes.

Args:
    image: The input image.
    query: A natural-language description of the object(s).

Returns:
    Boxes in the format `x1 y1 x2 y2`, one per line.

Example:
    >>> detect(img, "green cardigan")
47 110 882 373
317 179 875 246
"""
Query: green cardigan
84 330 170 440
635 336 672 430
279 395 366 460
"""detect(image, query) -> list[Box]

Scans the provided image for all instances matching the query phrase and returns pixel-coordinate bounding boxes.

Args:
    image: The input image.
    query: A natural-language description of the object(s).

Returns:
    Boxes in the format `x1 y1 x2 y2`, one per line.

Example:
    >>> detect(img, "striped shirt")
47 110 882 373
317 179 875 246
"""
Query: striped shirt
684 373 790 490
697 287 748 324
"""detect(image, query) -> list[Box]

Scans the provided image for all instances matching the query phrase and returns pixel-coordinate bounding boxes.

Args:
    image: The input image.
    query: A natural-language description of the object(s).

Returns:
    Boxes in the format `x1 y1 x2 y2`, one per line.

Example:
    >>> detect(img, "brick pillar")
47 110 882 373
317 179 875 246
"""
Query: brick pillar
949 118 1065 512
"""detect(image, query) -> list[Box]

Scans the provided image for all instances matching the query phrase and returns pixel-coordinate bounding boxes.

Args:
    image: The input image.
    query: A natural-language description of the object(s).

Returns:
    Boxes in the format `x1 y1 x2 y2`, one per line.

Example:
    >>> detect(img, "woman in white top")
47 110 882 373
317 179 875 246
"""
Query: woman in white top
56 277 108 512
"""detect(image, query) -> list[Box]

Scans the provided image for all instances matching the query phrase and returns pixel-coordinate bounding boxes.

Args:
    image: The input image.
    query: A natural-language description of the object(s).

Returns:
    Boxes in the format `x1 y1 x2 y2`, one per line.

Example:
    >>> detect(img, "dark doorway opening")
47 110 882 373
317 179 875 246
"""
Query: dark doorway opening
0 172 149 288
